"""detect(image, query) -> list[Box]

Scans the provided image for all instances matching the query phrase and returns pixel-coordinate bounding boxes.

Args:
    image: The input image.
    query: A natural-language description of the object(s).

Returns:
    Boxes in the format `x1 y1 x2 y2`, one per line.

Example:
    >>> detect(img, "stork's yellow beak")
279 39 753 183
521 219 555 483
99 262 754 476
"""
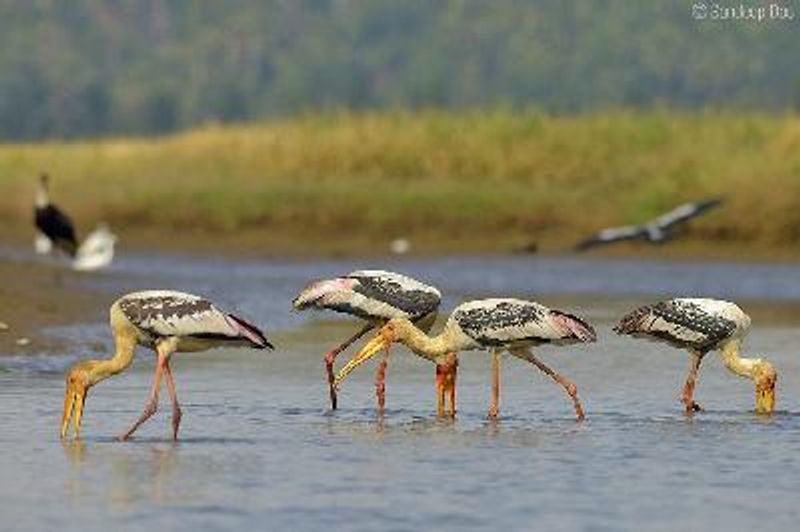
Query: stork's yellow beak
755 379 776 415
333 330 392 389
61 380 87 440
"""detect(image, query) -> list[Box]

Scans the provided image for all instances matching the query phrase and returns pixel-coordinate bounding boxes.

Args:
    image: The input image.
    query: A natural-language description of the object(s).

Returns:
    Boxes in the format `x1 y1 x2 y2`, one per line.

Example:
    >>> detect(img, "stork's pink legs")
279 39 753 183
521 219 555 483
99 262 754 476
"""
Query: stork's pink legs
375 347 390 415
682 351 704 414
119 347 169 441
488 350 501 419
326 323 374 410
162 360 182 440
512 348 585 421
435 353 458 418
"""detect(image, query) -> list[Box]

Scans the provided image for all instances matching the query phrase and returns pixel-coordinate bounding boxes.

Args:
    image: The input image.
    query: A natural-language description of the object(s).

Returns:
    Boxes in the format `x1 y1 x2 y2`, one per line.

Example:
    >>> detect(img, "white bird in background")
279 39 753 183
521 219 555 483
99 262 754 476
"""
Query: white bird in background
34 173 78 257
614 298 777 414
575 198 723 251
72 224 117 271
61 290 272 441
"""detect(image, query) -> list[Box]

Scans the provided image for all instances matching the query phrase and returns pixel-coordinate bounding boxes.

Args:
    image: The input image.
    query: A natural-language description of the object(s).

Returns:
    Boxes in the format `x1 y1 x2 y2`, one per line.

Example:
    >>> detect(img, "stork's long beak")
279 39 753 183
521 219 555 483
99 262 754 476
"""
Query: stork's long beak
333 330 393 389
61 382 87 440
755 378 776 415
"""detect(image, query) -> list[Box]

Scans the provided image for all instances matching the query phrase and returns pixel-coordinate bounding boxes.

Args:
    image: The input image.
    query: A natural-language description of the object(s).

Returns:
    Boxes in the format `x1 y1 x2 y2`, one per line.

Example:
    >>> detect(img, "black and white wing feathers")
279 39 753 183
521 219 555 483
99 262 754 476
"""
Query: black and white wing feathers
34 204 78 257
118 290 272 349
451 299 596 348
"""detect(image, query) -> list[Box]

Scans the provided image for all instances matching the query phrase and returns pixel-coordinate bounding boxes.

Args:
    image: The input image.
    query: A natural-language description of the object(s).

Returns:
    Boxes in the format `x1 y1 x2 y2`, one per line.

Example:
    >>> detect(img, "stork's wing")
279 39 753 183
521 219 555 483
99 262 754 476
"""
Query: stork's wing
452 299 596 347
651 198 723 231
34 204 78 257
119 290 271 348
292 270 441 321
574 224 646 251
614 298 738 352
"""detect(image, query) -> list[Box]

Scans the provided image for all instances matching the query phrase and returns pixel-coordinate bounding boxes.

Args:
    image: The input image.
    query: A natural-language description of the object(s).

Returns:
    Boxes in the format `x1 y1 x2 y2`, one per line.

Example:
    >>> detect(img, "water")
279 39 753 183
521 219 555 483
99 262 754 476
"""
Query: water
2 250 800 531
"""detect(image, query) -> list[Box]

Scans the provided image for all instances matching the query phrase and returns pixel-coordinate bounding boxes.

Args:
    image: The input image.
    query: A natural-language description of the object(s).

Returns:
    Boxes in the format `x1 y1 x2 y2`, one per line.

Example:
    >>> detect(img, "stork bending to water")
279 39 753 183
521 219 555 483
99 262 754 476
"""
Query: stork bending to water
615 298 776 414
61 290 272 441
293 270 443 412
335 298 596 420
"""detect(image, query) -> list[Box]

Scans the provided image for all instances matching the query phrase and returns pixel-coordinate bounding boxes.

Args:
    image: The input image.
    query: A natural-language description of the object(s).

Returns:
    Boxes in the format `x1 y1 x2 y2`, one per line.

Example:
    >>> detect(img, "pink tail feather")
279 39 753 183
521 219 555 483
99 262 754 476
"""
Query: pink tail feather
550 310 597 342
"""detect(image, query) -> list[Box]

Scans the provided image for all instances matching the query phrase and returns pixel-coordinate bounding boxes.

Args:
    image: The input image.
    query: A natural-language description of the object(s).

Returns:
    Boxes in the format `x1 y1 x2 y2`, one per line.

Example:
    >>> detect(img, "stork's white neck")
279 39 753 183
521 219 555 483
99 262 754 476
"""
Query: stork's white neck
88 330 136 386
393 320 466 362
718 339 762 381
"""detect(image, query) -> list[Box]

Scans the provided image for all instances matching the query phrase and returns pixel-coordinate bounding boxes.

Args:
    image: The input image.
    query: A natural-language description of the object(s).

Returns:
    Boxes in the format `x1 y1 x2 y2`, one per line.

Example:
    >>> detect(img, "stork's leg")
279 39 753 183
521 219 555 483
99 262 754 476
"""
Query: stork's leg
681 351 704 414
375 347 390 415
162 360 182 441
488 349 501 419
511 348 585 421
119 348 168 441
326 323 374 410
446 354 458 418
436 353 458 418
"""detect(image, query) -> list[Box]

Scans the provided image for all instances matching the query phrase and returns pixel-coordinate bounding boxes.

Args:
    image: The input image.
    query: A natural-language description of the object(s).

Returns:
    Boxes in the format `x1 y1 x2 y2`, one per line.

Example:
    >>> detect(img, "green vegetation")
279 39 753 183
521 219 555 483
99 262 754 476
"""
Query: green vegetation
2 110 799 255
2 1 800 140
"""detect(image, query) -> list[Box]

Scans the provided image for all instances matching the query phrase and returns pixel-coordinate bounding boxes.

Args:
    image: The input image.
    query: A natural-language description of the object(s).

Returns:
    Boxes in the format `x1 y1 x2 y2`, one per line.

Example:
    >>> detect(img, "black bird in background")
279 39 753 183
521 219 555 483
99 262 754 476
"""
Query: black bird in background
34 173 78 257
575 198 723 252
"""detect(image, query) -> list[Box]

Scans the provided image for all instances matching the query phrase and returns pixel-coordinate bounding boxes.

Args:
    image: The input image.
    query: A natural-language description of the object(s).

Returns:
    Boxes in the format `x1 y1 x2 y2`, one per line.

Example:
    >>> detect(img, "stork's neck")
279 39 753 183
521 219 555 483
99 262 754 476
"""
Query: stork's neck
395 320 458 362
718 339 762 381
88 331 136 386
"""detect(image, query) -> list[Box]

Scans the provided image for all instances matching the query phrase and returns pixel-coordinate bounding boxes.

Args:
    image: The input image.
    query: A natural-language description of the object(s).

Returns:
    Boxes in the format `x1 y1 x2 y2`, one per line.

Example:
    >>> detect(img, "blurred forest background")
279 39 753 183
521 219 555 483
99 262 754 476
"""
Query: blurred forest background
2 0 800 140
2 0 799 255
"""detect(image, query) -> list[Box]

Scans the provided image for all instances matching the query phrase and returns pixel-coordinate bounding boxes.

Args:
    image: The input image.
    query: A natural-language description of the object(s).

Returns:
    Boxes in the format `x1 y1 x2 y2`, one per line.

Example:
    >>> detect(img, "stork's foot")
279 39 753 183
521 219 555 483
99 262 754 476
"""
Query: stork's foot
487 406 499 420
375 358 388 415
684 401 704 414
565 383 585 422
325 351 338 410
118 397 158 441
171 404 182 441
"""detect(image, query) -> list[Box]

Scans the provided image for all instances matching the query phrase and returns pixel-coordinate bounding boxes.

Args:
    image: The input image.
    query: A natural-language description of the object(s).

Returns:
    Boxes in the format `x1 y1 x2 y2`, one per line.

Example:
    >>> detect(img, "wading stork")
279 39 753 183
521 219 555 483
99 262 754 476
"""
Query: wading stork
293 270 443 412
335 298 596 420
34 173 78 257
61 290 272 441
614 298 777 414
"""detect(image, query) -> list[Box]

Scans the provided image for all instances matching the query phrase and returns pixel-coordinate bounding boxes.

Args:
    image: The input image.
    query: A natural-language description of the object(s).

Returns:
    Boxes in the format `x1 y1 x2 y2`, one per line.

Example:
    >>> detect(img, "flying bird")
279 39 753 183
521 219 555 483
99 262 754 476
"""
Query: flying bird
34 173 78 257
575 198 723 251
293 270 443 412
614 298 776 414
61 290 272 441
335 298 596 420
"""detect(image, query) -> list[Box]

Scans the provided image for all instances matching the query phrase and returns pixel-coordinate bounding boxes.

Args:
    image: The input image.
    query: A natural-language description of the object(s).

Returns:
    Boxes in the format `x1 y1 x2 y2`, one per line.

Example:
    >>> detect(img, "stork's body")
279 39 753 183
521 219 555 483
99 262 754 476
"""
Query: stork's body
293 270 442 411
34 173 78 257
335 298 596 420
615 298 776 414
61 290 272 441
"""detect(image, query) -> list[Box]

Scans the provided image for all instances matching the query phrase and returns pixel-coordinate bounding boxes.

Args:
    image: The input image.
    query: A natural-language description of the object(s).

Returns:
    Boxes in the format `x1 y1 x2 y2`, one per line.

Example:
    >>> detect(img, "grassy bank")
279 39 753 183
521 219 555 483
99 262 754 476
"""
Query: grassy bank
2 109 799 255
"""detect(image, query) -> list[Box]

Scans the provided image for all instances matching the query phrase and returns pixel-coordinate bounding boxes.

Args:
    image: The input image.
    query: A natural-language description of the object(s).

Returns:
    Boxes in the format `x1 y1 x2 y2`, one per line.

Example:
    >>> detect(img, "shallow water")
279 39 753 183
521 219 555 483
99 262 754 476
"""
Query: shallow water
2 250 800 531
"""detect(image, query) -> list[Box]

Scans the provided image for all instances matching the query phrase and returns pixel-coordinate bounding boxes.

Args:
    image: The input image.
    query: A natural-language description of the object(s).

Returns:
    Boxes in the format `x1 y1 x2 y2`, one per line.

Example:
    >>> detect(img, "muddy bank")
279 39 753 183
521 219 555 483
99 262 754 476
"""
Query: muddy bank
0 256 110 355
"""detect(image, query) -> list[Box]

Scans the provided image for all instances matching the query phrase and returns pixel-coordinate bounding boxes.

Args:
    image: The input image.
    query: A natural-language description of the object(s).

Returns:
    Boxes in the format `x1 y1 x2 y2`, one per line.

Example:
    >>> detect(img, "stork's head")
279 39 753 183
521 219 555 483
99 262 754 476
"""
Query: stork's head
754 360 777 415
333 319 411 389
61 360 100 440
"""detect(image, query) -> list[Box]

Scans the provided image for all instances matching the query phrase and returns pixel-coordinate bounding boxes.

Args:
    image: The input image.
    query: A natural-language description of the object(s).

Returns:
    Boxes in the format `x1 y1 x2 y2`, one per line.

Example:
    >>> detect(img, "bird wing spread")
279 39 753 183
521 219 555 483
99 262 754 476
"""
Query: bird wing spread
575 224 645 251
652 199 722 231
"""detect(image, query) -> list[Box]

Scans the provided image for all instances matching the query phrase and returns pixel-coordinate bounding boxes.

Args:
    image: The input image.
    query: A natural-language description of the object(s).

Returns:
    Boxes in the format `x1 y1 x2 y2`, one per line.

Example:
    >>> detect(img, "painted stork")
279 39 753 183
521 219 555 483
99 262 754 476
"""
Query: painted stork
34 173 78 257
334 298 596 420
575 198 723 251
60 290 272 441
614 298 777 414
293 270 443 412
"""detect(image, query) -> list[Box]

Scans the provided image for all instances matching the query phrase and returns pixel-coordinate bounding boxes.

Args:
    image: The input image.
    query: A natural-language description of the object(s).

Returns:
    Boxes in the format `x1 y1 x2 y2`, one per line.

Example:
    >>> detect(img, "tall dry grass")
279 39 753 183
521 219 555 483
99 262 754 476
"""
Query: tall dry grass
2 109 799 251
